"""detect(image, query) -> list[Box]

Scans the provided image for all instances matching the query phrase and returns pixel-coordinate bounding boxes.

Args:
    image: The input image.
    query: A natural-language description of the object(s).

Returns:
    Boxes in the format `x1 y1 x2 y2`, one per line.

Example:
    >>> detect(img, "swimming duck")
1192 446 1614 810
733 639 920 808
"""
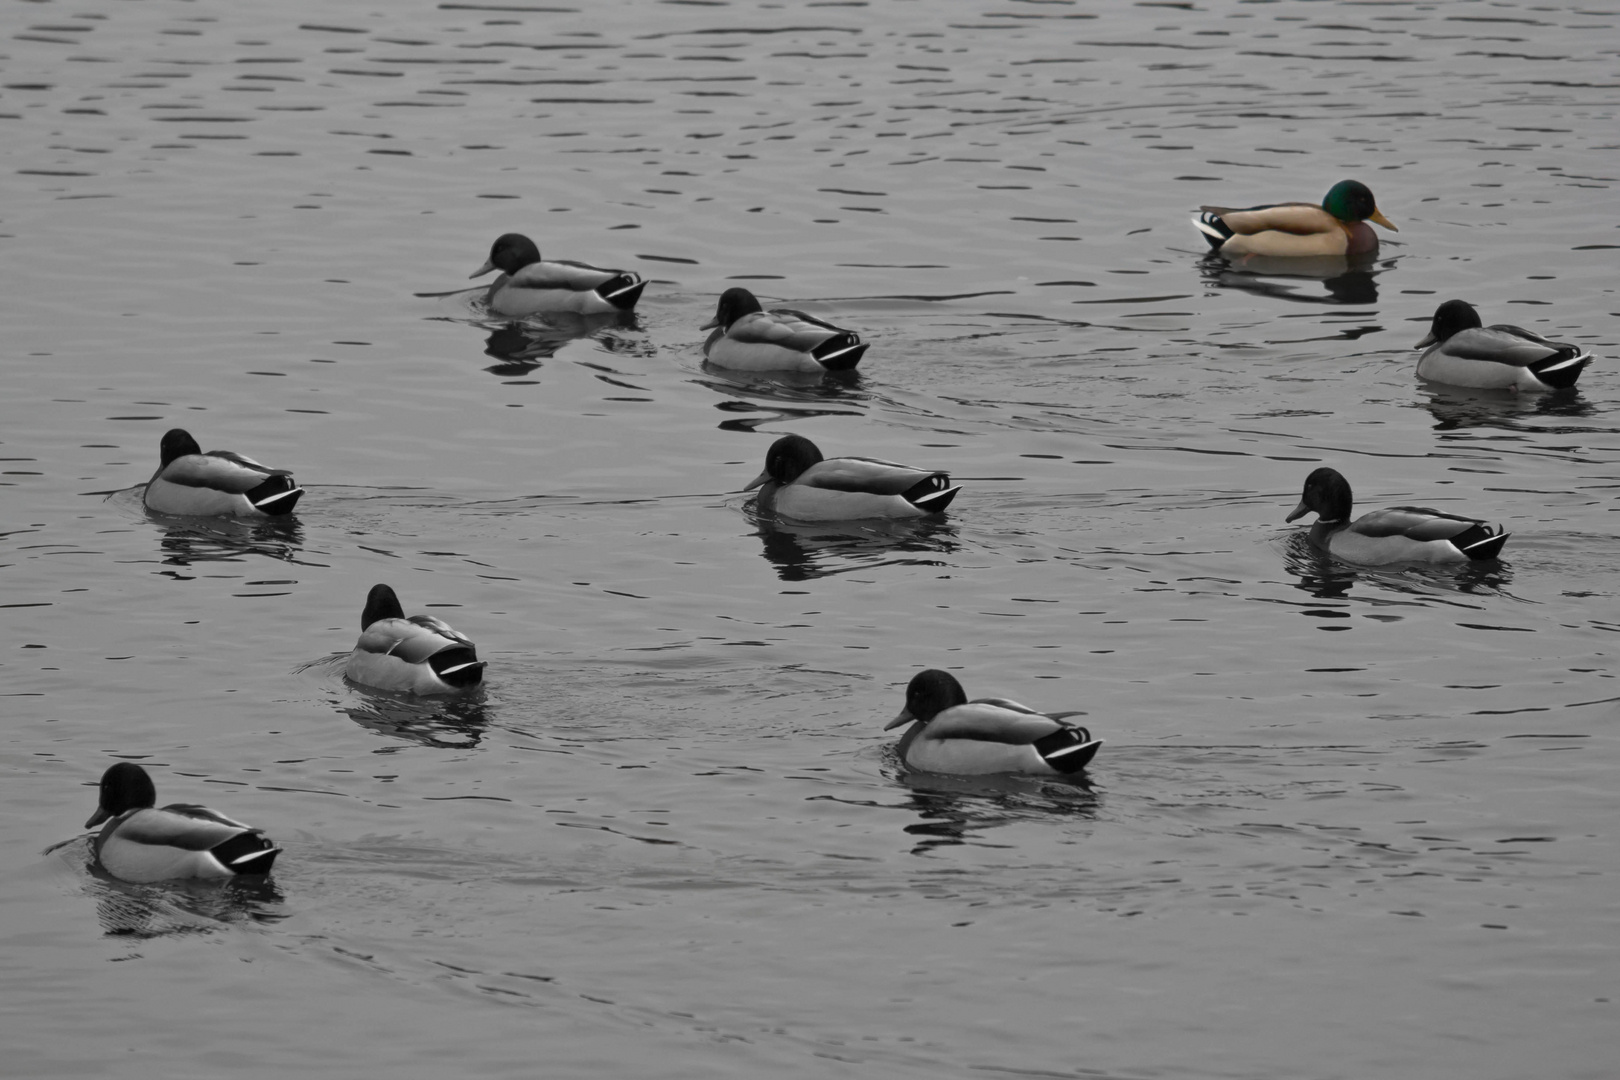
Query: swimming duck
1194 179 1396 258
84 762 281 883
143 428 304 518
701 287 868 372
346 584 486 695
885 669 1102 776
1415 299 1592 391
745 434 959 521
1285 467 1509 563
470 233 646 317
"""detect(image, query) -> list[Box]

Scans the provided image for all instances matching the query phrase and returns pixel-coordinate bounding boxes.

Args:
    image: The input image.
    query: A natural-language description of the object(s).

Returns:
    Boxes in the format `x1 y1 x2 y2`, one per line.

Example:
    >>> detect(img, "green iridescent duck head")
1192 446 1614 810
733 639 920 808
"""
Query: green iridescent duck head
1321 180 1396 231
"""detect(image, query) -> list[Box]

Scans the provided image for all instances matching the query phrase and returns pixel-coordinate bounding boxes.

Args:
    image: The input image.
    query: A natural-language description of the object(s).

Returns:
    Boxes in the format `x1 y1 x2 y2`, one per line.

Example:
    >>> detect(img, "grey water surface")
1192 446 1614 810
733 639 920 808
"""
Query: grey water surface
3 1 1617 1077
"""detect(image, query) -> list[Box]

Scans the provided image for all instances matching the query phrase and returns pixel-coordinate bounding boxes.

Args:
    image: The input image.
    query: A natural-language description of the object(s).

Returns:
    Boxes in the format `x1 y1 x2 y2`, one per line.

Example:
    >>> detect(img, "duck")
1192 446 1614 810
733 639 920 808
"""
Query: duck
470 232 645 317
1194 179 1396 258
346 583 486 695
1415 299 1592 391
885 669 1102 776
1285 466 1509 563
745 434 959 521
143 428 304 518
701 287 868 372
84 762 281 882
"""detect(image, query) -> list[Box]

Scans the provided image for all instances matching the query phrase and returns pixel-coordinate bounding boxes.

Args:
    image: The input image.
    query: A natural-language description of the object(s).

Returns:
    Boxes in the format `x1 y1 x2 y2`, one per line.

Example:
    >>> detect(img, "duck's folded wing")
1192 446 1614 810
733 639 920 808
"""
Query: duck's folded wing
1201 202 1329 235
409 614 475 646
163 451 287 493
970 697 1086 723
356 617 465 663
800 456 938 495
1357 506 1485 542
969 696 1044 715
730 310 845 349
927 703 1065 745
1444 325 1579 367
769 308 852 334
510 259 625 290
118 806 254 850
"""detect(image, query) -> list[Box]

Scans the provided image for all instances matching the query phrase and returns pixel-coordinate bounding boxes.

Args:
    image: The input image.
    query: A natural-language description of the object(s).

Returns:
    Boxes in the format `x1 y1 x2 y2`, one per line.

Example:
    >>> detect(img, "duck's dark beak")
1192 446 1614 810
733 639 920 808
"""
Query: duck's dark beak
699 315 720 331
884 708 916 732
469 259 497 279
85 805 111 829
1285 499 1311 524
1413 329 1437 349
743 469 771 492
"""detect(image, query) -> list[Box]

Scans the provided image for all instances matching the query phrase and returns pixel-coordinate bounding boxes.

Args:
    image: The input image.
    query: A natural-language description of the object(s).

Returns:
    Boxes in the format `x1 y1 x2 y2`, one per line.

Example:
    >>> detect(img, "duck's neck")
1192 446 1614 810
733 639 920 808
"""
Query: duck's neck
1310 518 1347 544
1341 220 1378 255
894 722 923 756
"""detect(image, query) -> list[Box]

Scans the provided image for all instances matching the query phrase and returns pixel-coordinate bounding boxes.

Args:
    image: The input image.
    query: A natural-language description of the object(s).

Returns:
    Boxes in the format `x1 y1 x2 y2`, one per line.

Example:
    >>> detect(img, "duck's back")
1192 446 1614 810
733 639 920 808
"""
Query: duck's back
1204 201 1328 235
706 309 865 372
145 451 301 517
489 259 644 316
347 615 482 693
764 456 949 521
1322 506 1505 563
355 615 468 661
95 805 277 882
798 456 936 495
1200 201 1364 257
1417 324 1591 389
901 702 1089 775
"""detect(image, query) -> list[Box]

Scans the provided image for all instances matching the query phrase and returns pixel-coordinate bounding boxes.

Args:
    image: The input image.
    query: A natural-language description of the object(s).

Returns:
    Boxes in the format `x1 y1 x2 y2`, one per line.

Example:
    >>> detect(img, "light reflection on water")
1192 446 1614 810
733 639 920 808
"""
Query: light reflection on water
3 0 1618 1077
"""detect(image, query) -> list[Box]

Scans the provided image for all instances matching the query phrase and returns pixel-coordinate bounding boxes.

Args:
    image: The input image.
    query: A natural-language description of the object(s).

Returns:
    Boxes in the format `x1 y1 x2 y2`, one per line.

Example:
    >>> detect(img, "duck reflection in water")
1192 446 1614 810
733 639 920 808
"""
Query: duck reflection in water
482 323 550 375
76 866 287 939
753 514 958 582
895 773 1097 856
342 692 490 749
481 312 644 378
1197 251 1384 306
155 515 305 572
699 361 866 406
1282 532 1513 605
1421 383 1594 432
1282 534 1358 600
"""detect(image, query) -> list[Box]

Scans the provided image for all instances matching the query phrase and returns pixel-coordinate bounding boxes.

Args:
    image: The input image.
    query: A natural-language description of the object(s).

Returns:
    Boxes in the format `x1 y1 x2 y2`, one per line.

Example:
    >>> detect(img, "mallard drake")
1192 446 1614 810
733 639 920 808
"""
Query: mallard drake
470 233 645 317
701 287 868 372
143 428 303 518
745 434 959 521
84 762 280 882
1194 179 1396 258
1415 299 1592 391
1285 467 1509 563
346 584 486 695
885 669 1102 776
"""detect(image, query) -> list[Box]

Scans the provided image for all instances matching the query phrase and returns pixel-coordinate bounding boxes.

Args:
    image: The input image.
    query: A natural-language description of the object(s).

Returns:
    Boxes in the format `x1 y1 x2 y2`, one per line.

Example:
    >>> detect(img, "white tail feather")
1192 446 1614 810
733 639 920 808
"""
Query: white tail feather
254 487 304 508
912 485 960 510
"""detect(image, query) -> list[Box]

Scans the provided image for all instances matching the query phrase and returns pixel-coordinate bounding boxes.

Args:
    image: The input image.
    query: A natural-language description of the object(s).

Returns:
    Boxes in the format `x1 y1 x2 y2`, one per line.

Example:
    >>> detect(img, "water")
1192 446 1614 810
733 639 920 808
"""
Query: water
3 1 1617 1077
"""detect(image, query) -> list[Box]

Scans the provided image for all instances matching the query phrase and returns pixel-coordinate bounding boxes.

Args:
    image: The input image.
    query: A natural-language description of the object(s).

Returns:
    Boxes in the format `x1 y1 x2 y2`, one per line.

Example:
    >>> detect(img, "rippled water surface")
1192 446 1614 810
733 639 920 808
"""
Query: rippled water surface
4 1 1617 1077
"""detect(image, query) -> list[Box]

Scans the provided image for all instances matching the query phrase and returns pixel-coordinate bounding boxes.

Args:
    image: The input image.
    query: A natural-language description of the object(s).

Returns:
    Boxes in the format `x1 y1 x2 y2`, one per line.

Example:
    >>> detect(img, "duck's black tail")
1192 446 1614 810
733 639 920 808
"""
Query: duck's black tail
811 333 867 371
597 273 646 310
247 475 304 516
1192 211 1233 251
1454 525 1510 561
1528 347 1592 390
903 475 960 514
1033 726 1102 774
214 831 282 875
430 647 486 688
